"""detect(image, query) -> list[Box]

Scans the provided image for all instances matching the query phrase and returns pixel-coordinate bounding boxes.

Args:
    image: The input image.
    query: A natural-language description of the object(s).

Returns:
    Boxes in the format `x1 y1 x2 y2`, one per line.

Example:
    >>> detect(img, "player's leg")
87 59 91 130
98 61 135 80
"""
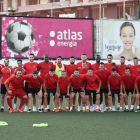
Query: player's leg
77 93 81 111
73 95 76 111
66 94 69 112
37 90 42 112
58 94 63 112
53 89 59 112
117 97 120 110
13 95 17 112
123 90 129 112
70 92 75 111
89 95 93 112
80 92 86 112
32 93 37 112
47 94 50 111
24 82 29 112
95 91 100 112
86 90 90 112
135 91 140 112
130 92 135 112
119 92 124 112
0 84 7 112
112 96 115 111
41 89 44 111
44 90 48 112
6 91 14 113
100 90 103 112
92 93 96 111
28 93 32 112
60 96 63 110
108 92 112 112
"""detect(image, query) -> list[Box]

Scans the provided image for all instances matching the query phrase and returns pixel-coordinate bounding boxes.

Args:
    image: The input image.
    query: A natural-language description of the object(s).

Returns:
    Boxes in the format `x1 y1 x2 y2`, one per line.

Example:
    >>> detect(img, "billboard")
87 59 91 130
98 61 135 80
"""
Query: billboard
102 19 140 59
1 16 93 59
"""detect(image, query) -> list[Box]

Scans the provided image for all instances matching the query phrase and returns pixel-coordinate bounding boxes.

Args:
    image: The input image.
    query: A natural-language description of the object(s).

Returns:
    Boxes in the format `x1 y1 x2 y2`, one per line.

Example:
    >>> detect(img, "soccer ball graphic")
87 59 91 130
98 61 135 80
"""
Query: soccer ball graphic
5 21 34 53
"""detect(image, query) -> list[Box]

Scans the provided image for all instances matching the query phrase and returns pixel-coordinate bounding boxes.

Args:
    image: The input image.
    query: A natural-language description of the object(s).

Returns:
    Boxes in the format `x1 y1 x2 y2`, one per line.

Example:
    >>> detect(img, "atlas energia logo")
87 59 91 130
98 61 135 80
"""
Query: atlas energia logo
49 29 82 47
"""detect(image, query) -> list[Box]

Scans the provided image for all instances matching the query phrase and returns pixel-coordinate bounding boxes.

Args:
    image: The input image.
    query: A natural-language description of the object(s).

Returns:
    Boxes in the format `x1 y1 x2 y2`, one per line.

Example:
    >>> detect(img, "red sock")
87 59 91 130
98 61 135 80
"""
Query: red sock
18 98 28 109
7 98 13 109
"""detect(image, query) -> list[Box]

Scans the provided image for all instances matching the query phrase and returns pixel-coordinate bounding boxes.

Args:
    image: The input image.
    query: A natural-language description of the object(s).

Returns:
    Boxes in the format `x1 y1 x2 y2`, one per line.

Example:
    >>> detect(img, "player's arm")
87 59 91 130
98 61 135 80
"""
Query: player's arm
56 82 60 96
43 83 48 96
96 81 101 93
123 83 126 94
67 86 70 96
4 81 12 94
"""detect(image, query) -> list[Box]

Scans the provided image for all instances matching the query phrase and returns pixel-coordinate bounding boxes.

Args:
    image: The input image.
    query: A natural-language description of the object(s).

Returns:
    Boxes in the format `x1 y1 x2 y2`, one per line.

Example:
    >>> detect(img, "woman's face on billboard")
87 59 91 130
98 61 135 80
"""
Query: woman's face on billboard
120 26 135 50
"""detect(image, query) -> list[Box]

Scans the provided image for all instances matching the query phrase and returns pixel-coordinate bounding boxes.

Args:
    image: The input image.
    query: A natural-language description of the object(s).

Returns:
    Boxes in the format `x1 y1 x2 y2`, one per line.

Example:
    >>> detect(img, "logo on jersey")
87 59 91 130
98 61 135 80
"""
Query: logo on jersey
116 80 118 83
34 65 36 68
93 80 94 82
130 80 132 83
79 81 81 83
53 79 56 82
104 74 106 77
65 82 67 85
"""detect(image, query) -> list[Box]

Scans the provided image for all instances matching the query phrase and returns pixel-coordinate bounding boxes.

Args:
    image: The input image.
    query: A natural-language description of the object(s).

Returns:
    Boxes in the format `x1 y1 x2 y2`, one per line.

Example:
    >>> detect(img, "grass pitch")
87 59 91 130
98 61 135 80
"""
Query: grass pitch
0 94 140 140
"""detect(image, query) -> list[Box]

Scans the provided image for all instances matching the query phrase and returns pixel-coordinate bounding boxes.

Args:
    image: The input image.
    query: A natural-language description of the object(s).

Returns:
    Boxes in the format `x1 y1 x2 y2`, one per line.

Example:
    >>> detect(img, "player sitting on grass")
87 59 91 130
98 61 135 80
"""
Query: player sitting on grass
70 69 86 112
122 67 136 112
27 70 43 113
57 70 70 112
107 68 123 112
43 68 59 113
5 69 28 113
84 68 101 112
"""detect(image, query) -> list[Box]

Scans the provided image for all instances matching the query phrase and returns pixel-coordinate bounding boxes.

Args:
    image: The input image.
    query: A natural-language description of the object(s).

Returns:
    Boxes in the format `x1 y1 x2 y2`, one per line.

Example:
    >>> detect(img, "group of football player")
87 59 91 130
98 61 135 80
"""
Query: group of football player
0 53 140 113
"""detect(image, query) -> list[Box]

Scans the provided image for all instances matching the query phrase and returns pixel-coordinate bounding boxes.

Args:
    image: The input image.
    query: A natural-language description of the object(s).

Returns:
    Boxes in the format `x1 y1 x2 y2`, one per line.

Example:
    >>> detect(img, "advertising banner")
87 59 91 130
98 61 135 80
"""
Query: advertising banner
103 20 140 59
1 16 93 58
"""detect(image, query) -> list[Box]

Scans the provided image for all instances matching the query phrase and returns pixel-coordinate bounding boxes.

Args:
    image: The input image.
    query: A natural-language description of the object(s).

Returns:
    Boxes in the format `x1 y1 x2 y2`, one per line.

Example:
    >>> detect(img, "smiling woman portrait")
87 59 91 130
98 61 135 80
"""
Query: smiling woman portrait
114 22 140 59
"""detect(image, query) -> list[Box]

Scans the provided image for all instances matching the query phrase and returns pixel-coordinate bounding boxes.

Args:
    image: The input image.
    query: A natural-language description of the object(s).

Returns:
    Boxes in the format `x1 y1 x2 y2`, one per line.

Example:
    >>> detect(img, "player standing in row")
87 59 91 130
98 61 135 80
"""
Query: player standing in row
57 70 70 112
95 62 110 112
14 59 26 111
85 68 101 112
105 54 118 111
37 54 53 111
54 56 67 110
107 68 123 112
23 53 38 112
70 69 86 112
67 56 78 110
122 67 136 112
0 59 14 112
91 55 101 111
5 69 28 113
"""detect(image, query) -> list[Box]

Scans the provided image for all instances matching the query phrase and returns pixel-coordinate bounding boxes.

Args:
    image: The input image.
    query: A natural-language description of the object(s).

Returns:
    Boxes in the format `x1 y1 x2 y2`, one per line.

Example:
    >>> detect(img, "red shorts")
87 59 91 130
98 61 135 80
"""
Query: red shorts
7 89 27 99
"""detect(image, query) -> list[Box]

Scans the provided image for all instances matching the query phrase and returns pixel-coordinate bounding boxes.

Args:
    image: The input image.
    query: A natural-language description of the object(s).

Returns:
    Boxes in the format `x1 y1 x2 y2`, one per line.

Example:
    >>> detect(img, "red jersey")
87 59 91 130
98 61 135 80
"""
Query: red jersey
23 62 38 82
84 74 101 90
1 67 14 84
44 73 58 89
107 75 123 90
105 63 118 72
94 69 110 89
122 74 136 90
14 67 26 75
135 76 140 90
27 75 43 88
53 63 67 70
79 67 88 74
58 76 71 93
37 61 53 78
6 75 28 90
91 63 100 72
66 64 78 77
117 64 128 77
77 61 91 68
70 75 85 89
130 65 140 77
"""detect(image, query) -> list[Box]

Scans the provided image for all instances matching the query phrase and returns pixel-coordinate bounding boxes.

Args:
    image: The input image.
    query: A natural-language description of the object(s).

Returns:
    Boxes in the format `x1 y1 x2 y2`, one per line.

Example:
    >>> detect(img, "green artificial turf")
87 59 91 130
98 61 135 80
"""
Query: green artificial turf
0 94 140 140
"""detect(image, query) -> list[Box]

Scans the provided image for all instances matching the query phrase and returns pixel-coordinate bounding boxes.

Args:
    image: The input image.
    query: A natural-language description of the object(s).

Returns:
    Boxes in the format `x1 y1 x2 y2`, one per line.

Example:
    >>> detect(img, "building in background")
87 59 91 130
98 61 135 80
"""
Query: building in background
0 0 139 19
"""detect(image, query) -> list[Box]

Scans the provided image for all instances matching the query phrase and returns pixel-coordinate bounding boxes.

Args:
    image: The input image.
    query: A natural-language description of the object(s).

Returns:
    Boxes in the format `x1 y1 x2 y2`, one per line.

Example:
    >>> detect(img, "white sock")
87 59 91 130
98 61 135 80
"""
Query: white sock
58 107 61 109
45 108 47 110
54 108 56 110
25 106 28 109
137 106 139 109
117 103 120 108
47 105 50 109
86 106 89 109
93 104 96 109
38 108 41 110
29 108 31 110
70 106 73 110
1 106 4 109
41 105 44 109
14 104 16 109
112 106 115 109
100 104 103 108
83 107 85 110
120 107 122 110
78 106 81 110
105 106 108 109
109 106 111 109
33 106 36 108
125 105 128 110
61 102 63 108
96 105 99 110
90 106 93 110
66 107 68 109
131 105 134 109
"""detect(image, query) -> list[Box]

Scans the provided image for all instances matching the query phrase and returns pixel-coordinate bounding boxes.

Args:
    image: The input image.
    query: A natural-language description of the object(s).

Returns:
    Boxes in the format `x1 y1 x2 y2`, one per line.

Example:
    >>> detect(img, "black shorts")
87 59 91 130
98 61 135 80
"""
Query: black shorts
28 88 40 94
25 82 29 93
46 88 56 96
1 84 7 94
110 89 120 97
70 88 84 94
86 90 100 95
59 93 69 98
100 88 108 94
125 89 134 95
